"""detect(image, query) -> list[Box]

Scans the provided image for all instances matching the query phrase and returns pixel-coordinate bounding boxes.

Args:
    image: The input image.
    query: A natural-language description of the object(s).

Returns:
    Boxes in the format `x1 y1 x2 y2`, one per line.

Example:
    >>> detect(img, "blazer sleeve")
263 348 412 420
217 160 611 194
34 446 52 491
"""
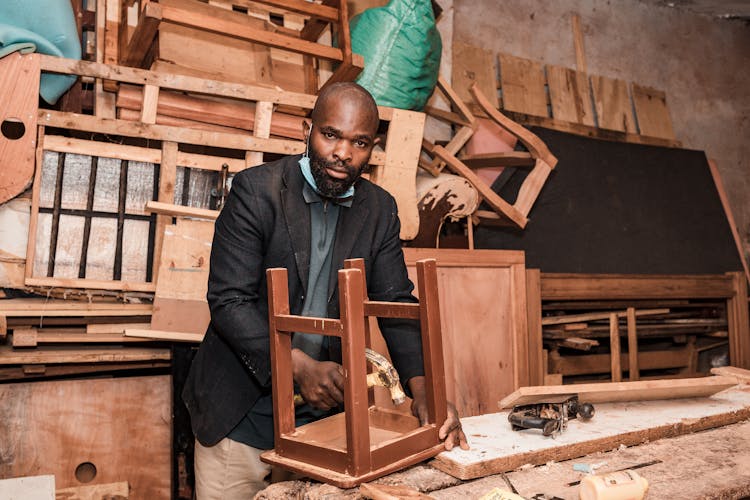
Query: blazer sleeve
206 171 274 388
367 195 425 388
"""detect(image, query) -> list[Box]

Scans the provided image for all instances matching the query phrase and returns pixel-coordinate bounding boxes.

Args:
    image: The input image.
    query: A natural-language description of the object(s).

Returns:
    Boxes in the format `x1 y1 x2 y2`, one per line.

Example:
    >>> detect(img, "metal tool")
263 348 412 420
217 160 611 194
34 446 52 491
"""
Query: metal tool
508 394 594 436
294 347 405 406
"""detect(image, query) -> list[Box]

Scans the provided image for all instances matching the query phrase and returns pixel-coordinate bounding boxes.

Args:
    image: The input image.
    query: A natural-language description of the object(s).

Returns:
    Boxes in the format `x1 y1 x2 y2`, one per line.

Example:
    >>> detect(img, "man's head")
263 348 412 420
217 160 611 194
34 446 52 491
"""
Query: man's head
303 82 380 197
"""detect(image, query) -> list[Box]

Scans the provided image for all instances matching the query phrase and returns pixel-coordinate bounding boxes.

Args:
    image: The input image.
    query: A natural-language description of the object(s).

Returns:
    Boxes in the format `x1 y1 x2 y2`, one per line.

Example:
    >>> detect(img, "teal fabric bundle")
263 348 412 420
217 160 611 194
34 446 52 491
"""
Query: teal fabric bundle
350 0 441 111
0 0 81 104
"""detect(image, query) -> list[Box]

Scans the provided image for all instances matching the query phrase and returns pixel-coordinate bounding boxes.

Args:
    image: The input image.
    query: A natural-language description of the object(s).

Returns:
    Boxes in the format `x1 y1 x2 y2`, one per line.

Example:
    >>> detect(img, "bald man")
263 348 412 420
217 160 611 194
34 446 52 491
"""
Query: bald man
182 83 467 499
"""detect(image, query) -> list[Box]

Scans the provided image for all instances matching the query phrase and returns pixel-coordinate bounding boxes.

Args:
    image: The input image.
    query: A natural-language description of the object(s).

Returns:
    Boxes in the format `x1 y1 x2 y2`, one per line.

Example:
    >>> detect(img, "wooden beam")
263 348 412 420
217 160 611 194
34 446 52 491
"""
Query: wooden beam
125 328 203 342
542 308 669 325
540 274 735 300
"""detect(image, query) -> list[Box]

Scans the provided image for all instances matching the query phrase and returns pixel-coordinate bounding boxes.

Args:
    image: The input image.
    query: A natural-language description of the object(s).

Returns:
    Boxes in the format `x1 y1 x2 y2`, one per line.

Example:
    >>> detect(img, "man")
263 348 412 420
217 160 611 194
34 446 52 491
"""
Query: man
183 82 468 499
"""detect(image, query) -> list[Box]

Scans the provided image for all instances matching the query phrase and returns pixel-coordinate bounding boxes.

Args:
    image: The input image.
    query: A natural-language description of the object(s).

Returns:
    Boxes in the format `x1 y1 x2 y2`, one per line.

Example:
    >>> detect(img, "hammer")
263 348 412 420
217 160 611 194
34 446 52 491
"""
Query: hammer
293 347 406 406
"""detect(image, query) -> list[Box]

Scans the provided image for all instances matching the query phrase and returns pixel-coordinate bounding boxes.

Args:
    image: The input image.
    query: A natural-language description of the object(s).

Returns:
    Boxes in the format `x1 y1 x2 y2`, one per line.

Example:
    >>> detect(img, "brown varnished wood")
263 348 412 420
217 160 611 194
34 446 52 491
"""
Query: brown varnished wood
262 259 447 486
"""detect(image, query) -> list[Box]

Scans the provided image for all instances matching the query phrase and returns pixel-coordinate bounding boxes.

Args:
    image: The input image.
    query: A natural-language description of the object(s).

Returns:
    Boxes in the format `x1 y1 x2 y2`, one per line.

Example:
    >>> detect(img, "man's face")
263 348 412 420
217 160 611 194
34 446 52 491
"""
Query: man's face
306 99 379 198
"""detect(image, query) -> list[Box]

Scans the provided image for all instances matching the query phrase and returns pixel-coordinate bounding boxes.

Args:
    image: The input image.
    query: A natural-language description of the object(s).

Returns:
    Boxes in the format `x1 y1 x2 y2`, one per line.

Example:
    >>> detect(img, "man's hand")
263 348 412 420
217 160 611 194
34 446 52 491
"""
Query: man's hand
291 348 345 410
408 376 469 451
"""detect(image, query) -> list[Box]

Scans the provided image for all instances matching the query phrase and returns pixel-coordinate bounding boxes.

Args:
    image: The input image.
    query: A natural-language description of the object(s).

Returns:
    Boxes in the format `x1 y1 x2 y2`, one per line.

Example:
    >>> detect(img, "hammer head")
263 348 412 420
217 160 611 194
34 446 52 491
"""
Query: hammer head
365 348 406 405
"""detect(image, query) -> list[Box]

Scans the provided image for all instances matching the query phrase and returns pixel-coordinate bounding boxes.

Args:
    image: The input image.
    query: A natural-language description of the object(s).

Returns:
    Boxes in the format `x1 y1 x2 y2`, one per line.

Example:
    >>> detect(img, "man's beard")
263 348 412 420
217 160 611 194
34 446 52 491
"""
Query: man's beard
309 147 365 198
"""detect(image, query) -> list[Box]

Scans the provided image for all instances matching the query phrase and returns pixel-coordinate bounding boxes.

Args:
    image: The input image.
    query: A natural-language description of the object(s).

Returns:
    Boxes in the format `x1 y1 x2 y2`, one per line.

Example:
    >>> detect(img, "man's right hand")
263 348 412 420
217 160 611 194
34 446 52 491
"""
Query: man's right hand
291 348 345 410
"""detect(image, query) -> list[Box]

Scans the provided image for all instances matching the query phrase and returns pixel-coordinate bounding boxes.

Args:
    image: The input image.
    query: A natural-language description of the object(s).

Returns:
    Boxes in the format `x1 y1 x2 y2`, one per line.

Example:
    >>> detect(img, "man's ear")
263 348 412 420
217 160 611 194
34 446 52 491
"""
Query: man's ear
302 120 311 140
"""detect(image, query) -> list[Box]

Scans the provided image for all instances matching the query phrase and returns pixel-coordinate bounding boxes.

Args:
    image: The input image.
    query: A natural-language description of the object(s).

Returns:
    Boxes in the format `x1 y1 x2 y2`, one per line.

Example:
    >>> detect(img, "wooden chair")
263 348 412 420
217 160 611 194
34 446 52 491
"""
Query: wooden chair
260 258 447 488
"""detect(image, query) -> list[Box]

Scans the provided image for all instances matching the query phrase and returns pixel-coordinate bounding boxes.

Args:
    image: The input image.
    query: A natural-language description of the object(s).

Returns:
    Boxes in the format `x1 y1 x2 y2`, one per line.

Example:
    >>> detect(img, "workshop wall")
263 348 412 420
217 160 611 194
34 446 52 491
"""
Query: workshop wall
452 0 750 263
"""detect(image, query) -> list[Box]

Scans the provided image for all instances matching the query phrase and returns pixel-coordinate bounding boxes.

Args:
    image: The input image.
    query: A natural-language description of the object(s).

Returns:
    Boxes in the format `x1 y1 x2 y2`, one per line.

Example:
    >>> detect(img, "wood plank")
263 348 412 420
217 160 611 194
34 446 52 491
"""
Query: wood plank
498 53 548 117
24 276 156 293
452 42 498 110
458 151 534 168
499 375 738 408
0 376 170 497
710 366 750 384
0 344 170 364
139 84 160 124
541 308 669 325
125 328 203 342
369 109 424 240
86 322 150 334
609 313 622 382
572 14 586 73
546 65 595 126
151 219 213 334
145 200 219 220
708 159 750 286
631 83 675 139
540 274 735 300
0 53 41 204
626 307 640 380
433 386 750 480
591 75 636 133
0 298 152 316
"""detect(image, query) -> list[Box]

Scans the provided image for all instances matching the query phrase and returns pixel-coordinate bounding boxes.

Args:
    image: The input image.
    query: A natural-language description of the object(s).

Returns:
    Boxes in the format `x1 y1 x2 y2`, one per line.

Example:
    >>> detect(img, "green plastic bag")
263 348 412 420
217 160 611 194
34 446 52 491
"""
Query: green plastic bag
350 0 441 111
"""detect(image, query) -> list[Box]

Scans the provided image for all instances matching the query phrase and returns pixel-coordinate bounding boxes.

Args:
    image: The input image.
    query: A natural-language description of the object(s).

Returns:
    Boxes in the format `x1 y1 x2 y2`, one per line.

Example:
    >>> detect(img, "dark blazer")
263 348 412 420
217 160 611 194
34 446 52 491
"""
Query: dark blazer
183 154 424 446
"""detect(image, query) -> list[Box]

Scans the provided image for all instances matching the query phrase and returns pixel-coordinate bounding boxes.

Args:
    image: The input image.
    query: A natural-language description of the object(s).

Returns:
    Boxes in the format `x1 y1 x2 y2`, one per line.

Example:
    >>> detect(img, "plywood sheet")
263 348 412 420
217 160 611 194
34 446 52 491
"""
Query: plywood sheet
631 83 675 139
400 249 528 417
452 42 498 110
432 385 750 480
546 65 595 126
498 375 738 408
498 53 547 117
591 75 636 133
0 376 171 497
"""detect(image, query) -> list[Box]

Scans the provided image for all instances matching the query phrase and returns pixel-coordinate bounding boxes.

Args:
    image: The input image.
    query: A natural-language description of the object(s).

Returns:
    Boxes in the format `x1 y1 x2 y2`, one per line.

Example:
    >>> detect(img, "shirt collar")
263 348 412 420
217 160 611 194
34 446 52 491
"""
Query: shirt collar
302 181 354 207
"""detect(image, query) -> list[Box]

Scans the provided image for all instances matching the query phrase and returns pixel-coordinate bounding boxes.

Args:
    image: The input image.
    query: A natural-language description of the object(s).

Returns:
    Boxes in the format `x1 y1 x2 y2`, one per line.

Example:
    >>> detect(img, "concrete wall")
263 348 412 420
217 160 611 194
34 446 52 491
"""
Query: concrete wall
452 0 750 263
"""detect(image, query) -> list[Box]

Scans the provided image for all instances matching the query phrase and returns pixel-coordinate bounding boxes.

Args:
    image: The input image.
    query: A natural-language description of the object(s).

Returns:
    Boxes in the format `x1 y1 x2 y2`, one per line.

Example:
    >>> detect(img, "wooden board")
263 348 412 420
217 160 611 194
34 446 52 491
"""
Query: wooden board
498 375 738 408
452 42 498 111
431 385 750 480
590 75 636 133
0 376 171 497
546 65 595 126
151 219 213 334
497 53 547 117
55 481 130 500
0 53 40 204
0 475 54 500
631 83 675 139
401 249 529 417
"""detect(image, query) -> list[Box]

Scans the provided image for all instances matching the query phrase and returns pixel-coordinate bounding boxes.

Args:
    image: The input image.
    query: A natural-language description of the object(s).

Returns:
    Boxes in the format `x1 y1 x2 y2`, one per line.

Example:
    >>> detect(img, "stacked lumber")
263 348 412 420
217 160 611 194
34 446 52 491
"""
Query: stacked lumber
0 297 169 381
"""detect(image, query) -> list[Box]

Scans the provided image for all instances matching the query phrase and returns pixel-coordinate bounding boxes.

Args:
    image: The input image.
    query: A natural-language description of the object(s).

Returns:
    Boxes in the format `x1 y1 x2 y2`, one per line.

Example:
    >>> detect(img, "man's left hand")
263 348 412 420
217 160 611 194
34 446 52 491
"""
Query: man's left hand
408 376 469 451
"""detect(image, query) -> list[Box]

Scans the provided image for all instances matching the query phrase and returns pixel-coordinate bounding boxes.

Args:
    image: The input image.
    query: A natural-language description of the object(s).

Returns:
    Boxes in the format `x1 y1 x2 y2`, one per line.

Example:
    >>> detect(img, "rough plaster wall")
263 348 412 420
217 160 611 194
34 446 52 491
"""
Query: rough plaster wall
454 0 750 263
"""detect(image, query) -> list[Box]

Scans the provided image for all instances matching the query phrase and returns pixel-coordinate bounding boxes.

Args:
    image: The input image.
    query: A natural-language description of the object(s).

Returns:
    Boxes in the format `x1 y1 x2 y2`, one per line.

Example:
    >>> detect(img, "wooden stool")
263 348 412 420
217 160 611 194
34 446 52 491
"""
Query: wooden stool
260 258 447 488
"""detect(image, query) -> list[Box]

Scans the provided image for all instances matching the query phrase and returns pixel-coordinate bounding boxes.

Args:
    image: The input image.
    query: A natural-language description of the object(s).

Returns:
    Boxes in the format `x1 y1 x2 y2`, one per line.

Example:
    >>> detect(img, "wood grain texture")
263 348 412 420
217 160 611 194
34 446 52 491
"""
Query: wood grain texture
498 53 548 117
452 42 498 110
403 248 528 417
433 385 749 480
0 376 171 497
631 83 675 139
591 75 636 133
546 65 595 126
0 53 41 204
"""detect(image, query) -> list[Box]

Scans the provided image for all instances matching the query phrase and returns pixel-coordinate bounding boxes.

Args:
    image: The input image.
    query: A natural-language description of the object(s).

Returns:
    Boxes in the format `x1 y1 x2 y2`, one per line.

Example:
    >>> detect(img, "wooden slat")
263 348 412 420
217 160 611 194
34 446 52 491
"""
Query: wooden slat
24 276 156 293
250 0 339 21
542 308 669 325
121 1 161 67
139 84 160 124
498 53 548 117
591 75 636 133
0 345 170 364
546 65 595 126
631 83 675 139
458 151 534 168
572 13 586 73
275 315 344 336
540 274 735 300
526 269 544 386
145 201 218 220
452 42 498 110
499 376 738 408
609 313 622 382
125 328 203 342
626 307 640 380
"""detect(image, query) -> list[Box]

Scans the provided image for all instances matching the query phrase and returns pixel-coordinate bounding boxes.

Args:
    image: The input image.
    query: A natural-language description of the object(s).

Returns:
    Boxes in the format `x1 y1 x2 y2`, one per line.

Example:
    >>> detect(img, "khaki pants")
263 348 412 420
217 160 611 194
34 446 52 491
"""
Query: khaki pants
194 437 272 499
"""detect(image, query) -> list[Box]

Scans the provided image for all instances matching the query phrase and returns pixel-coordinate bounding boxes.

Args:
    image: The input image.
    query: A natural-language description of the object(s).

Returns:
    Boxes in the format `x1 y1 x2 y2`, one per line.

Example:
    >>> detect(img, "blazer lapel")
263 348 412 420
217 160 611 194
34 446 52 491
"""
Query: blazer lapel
281 158 311 294
328 185 369 301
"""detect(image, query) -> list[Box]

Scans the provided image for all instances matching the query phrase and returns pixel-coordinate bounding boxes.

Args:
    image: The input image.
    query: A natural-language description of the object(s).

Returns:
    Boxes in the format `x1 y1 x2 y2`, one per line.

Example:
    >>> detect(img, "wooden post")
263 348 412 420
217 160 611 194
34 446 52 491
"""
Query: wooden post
338 268 370 475
609 312 622 382
626 307 640 380
267 268 295 447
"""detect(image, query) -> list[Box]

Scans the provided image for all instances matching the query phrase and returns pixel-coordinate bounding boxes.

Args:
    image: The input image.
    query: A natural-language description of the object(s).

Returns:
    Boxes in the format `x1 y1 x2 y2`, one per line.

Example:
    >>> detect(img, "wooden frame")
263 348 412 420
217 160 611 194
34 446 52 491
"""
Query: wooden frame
24 55 424 293
539 272 750 371
120 0 363 90
260 259 446 488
